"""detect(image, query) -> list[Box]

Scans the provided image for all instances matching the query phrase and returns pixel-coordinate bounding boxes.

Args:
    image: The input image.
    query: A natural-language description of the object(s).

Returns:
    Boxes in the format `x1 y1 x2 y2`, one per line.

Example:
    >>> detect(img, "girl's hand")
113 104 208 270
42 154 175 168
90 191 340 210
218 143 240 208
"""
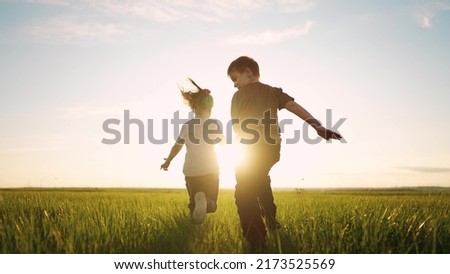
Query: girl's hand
160 158 170 171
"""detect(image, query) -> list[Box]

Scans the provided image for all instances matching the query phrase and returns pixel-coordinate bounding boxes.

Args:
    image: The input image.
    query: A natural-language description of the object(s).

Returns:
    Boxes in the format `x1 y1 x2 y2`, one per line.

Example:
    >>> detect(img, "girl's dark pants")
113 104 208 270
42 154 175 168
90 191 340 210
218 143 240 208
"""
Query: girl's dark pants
185 173 219 213
234 142 280 245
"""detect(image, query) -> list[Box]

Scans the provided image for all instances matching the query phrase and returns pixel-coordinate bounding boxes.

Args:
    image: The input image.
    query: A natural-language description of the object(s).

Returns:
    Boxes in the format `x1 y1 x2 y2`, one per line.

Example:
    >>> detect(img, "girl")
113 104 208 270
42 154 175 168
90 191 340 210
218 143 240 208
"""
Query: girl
160 79 222 224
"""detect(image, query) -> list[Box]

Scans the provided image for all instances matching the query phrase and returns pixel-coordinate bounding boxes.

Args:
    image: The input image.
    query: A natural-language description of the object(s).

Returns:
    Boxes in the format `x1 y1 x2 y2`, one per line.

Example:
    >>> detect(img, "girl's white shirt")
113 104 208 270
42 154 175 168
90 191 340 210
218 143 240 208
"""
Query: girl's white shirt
177 117 221 177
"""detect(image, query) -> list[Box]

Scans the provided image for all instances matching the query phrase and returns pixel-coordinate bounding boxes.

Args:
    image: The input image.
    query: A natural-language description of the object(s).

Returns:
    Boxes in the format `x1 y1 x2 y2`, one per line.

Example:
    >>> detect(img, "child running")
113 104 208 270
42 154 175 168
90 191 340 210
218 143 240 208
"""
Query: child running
160 79 222 224
227 56 343 252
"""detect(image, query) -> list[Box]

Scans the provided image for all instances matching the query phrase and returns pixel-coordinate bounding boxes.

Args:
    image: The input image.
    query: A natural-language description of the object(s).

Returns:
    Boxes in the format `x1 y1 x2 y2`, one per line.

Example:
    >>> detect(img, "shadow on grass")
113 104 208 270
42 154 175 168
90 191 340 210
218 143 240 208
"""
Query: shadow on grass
268 228 299 254
140 212 197 254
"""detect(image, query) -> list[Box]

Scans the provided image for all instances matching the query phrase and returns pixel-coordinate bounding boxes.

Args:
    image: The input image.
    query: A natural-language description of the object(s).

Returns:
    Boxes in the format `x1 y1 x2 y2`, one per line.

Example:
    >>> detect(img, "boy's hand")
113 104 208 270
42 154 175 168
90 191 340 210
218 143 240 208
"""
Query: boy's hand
317 126 342 141
160 158 170 171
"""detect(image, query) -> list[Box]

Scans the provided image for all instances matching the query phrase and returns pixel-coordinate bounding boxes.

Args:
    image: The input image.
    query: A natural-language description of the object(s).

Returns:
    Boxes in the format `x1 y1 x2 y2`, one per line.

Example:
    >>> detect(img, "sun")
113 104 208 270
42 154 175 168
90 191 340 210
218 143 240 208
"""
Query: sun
216 142 245 188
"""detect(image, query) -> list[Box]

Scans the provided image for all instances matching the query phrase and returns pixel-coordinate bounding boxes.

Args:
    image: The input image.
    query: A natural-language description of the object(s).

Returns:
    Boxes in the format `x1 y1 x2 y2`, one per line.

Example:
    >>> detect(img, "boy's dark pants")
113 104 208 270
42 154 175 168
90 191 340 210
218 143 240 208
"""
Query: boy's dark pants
234 143 280 245
185 174 219 213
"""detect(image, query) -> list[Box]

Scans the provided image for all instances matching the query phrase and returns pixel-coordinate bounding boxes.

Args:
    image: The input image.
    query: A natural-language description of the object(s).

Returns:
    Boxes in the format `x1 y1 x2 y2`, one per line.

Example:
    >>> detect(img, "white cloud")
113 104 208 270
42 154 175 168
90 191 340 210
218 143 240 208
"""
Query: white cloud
199 0 271 21
88 1 189 22
25 16 125 44
397 166 450 173
26 0 270 22
25 0 72 5
277 0 316 13
26 0 313 22
416 9 435 28
226 21 315 45
414 1 450 28
20 0 317 44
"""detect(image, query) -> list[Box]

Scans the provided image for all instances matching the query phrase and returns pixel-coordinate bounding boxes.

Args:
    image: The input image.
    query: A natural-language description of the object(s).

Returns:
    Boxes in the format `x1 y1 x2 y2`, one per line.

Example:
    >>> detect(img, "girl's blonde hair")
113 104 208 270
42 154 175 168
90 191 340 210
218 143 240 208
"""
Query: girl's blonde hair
180 79 214 115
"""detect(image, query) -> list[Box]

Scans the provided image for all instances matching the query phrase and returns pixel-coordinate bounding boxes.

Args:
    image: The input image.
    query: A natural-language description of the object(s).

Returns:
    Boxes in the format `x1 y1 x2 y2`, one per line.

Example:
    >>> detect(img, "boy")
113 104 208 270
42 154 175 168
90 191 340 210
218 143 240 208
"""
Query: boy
227 56 342 251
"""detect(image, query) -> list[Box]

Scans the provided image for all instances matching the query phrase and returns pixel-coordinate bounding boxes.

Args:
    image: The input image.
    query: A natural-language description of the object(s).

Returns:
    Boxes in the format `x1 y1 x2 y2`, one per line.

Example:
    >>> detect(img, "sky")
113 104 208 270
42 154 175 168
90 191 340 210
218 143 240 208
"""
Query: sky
1 0 449 189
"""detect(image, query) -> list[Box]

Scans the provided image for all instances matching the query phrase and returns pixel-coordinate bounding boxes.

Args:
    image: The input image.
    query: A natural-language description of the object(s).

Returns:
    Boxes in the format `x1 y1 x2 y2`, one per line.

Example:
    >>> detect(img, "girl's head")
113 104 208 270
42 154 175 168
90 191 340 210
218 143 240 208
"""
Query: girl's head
180 79 214 116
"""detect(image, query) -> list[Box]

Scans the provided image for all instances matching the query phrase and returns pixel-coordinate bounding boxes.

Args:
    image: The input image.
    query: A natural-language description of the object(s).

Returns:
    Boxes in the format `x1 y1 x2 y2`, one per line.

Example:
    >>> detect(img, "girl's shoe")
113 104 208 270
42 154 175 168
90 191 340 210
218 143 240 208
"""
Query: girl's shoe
192 192 207 224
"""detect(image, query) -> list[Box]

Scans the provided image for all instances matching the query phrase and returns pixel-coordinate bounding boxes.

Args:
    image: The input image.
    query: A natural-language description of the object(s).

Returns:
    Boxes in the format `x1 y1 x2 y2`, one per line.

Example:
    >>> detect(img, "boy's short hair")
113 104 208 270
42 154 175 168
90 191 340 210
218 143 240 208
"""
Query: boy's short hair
227 56 260 77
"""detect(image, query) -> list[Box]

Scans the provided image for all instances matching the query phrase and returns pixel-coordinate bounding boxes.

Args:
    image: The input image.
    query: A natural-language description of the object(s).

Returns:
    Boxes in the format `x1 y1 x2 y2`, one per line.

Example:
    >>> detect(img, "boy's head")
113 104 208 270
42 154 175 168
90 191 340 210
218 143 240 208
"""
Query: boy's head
227 56 260 77
227 56 260 89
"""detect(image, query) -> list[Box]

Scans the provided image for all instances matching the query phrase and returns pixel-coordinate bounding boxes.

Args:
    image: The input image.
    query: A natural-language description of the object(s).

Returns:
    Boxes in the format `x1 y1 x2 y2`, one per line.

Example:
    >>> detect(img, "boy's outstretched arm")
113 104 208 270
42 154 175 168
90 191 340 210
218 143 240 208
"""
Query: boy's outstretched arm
285 100 342 141
160 143 183 171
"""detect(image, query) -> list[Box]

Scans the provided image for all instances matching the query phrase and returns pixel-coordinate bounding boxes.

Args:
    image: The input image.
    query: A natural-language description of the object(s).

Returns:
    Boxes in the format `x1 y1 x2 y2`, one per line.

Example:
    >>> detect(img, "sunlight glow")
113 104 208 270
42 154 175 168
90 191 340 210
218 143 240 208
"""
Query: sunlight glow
216 142 245 188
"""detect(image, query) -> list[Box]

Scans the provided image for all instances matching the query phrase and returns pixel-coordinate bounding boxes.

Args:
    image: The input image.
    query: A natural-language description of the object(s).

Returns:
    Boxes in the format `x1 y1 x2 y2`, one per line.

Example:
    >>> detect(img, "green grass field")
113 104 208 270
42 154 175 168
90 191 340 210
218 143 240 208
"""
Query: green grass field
0 188 449 254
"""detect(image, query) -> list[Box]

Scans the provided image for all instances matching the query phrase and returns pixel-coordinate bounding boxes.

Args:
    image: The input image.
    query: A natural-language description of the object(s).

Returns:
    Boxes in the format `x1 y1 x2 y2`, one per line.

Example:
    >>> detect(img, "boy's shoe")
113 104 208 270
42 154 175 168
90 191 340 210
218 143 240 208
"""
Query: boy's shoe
268 220 283 230
249 240 268 254
192 192 207 224
206 198 217 213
